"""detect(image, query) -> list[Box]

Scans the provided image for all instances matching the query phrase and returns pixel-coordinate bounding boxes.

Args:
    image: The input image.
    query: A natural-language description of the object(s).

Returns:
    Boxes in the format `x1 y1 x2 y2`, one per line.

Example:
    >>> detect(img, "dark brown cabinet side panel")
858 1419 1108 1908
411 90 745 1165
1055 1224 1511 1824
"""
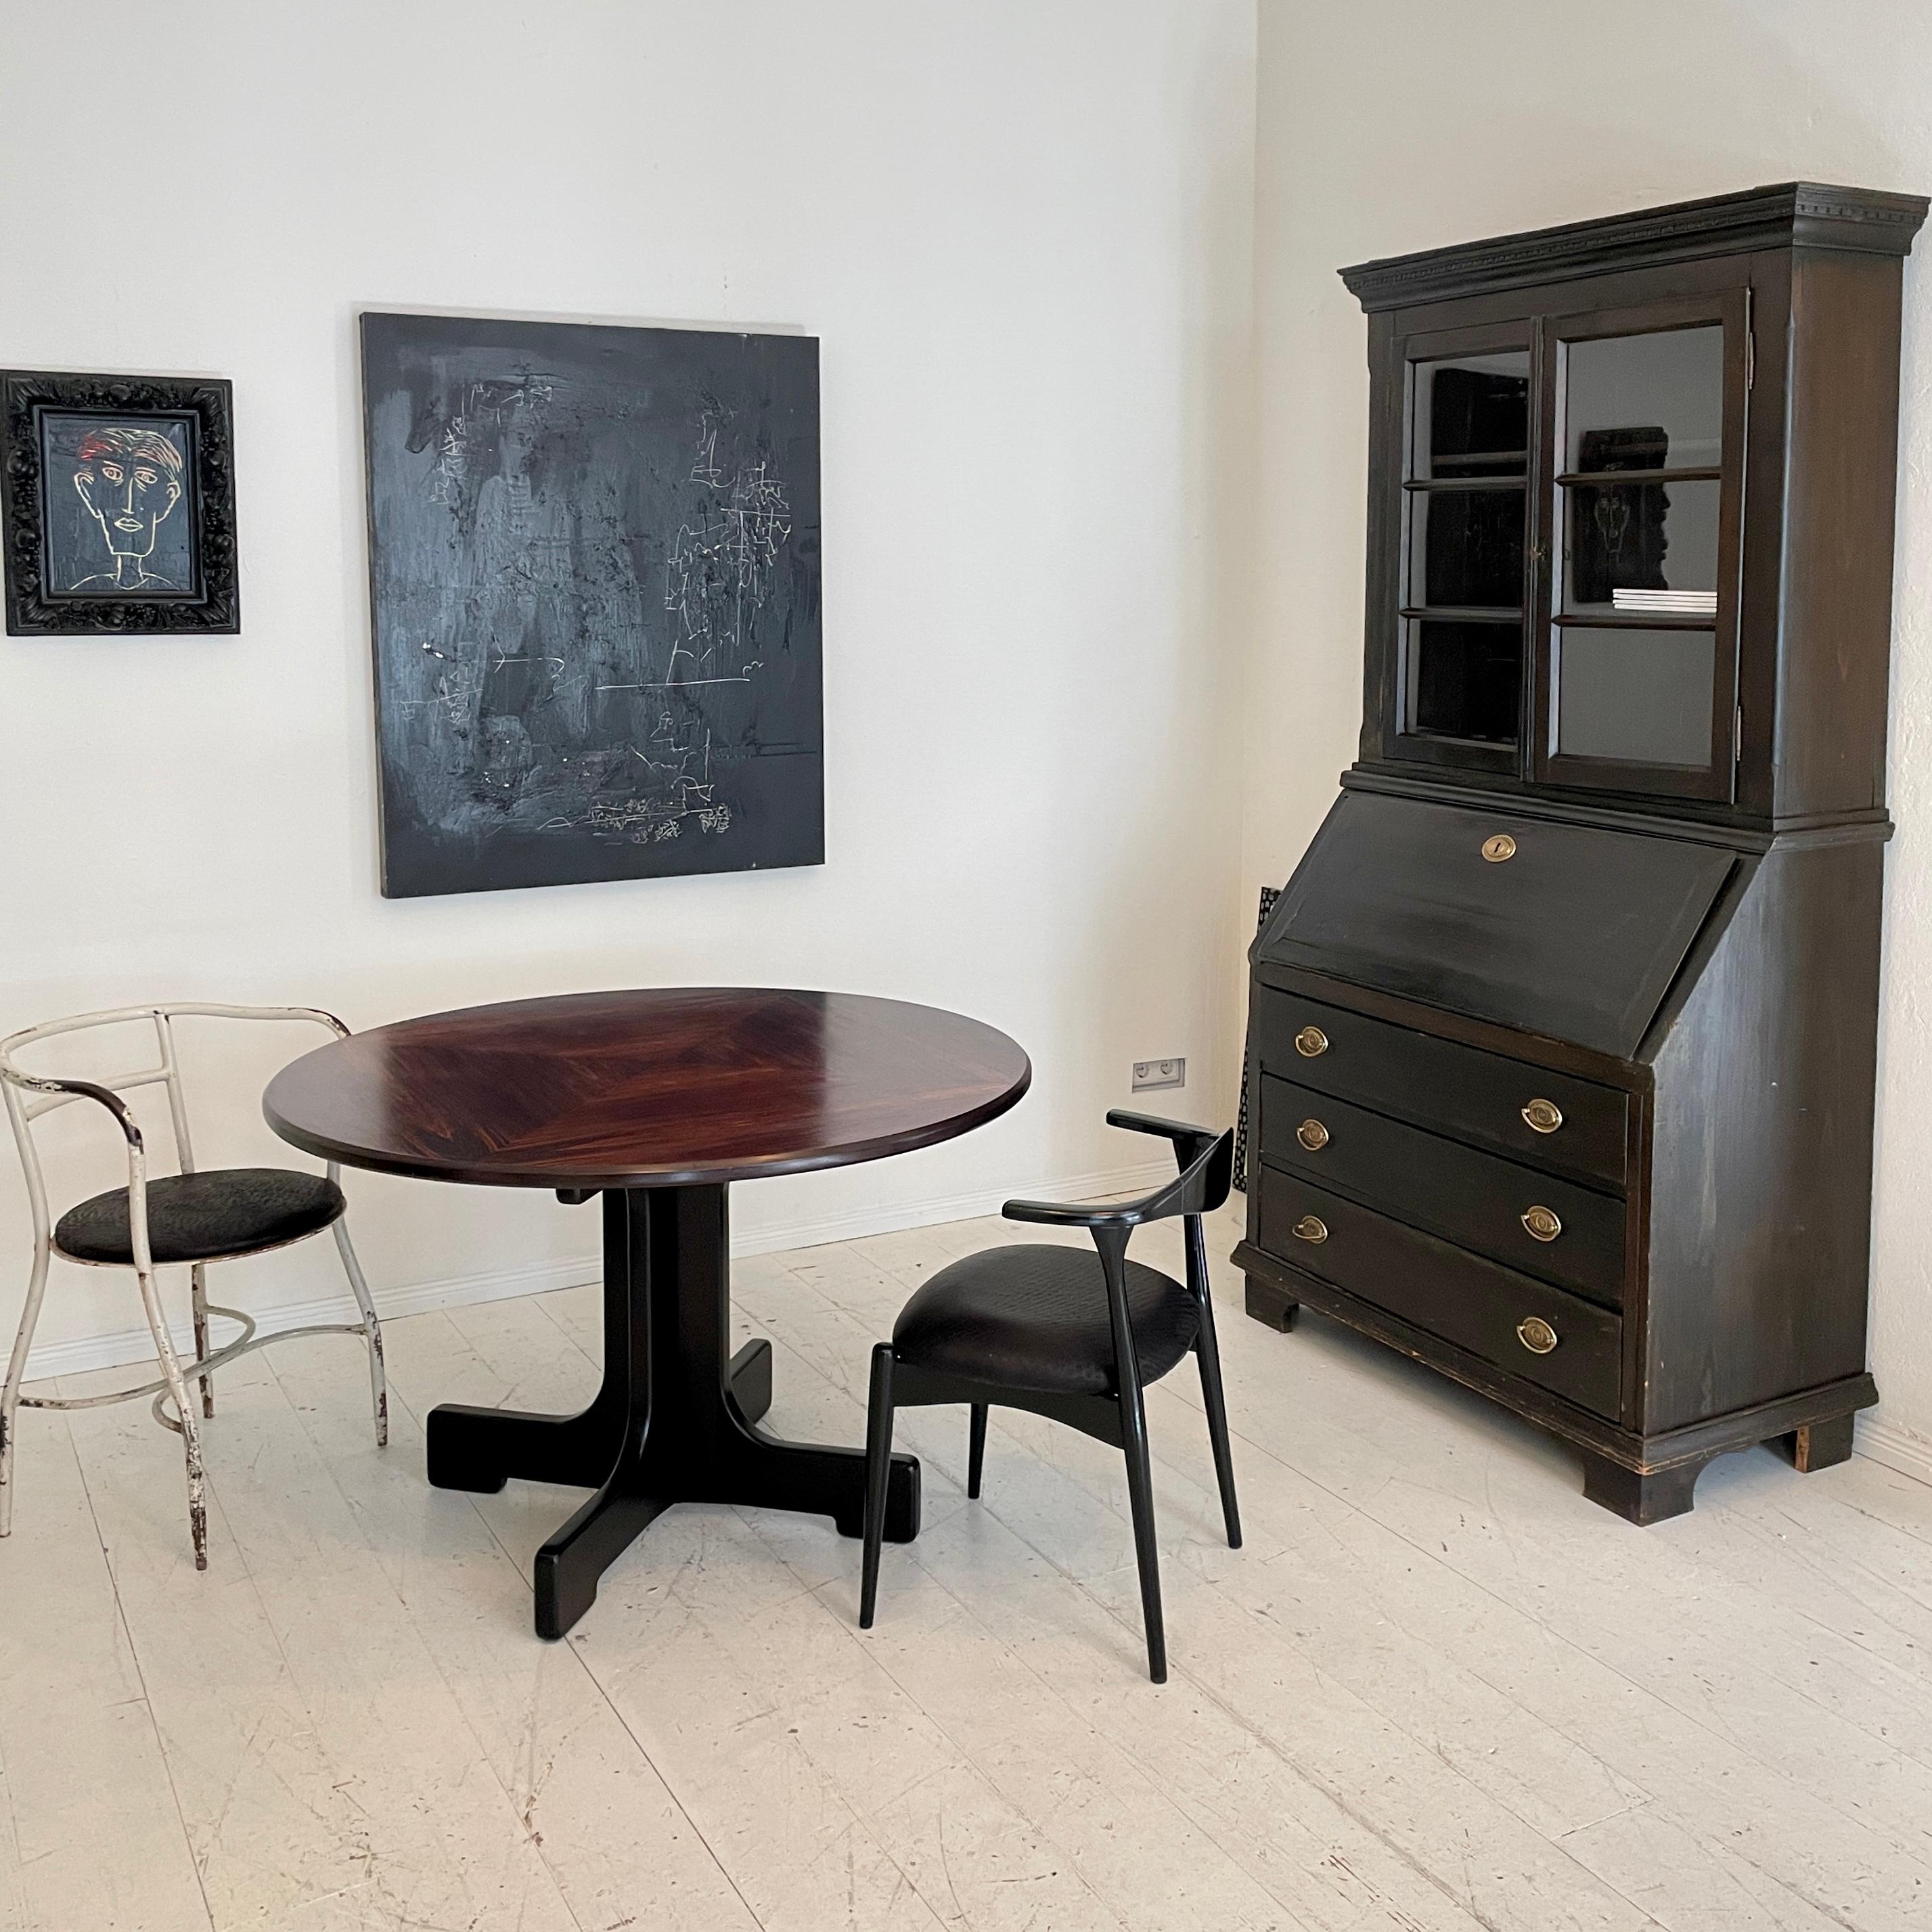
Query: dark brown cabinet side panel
1776 249 1907 822
1641 837 1883 1431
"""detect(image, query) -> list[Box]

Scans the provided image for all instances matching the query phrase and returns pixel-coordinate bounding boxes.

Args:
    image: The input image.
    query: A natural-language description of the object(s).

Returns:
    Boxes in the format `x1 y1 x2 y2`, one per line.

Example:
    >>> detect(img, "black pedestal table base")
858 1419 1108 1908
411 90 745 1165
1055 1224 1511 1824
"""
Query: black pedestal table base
426 1185 922 1639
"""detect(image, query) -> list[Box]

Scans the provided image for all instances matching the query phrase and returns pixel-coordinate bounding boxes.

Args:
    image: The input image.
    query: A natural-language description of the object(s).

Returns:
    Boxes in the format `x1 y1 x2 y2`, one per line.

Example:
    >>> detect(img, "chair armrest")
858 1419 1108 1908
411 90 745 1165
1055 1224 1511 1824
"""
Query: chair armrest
1104 1108 1218 1169
8 1075 143 1147
1002 1194 1140 1230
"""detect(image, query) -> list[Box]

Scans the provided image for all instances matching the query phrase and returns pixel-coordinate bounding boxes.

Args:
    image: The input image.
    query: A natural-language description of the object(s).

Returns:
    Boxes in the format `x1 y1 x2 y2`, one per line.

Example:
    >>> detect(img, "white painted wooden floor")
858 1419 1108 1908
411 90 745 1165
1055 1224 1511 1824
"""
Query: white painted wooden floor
5 1202 1932 1932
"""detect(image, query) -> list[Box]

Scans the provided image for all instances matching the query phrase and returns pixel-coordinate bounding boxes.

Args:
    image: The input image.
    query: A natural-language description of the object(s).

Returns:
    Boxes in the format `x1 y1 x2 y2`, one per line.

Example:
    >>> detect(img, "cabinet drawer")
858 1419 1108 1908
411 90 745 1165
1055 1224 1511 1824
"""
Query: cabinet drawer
1251 986 1628 1190
1260 1077 1624 1308
1255 1167 1622 1421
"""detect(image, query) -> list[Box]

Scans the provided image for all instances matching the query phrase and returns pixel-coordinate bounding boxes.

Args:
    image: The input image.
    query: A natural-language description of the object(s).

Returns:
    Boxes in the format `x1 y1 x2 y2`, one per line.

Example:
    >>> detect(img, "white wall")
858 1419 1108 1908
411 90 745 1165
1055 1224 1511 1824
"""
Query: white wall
0 0 1258 1370
1250 0 1932 1473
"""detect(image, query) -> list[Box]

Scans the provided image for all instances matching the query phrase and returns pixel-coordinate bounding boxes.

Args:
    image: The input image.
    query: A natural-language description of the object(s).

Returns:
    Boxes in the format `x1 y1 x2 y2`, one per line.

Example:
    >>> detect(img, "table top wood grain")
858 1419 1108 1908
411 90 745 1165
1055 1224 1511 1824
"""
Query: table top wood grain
263 987 1032 1190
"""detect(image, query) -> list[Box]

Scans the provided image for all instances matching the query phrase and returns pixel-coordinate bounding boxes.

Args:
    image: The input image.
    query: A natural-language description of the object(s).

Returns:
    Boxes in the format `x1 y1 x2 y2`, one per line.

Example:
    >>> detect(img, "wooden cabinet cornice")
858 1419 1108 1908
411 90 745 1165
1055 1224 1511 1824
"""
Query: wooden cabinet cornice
1236 183 1926 1521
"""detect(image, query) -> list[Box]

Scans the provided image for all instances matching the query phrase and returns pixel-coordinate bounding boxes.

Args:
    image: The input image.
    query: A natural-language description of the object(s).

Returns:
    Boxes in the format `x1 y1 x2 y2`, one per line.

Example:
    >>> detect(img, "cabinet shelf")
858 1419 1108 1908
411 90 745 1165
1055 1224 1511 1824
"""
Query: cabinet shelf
1402 476 1526 494
1557 466 1721 487
1550 612 1715 632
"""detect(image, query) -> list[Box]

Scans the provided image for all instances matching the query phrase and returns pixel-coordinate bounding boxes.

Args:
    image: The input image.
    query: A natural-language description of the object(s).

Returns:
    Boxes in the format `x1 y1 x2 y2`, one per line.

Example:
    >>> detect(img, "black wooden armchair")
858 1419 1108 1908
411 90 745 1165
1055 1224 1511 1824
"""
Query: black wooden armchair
859 1110 1240 1681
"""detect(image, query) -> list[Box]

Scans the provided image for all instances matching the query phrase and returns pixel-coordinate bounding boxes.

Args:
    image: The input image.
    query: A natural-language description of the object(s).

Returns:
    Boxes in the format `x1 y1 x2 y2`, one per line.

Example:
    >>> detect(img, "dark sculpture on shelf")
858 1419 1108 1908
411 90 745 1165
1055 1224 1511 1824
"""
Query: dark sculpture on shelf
1571 426 1671 606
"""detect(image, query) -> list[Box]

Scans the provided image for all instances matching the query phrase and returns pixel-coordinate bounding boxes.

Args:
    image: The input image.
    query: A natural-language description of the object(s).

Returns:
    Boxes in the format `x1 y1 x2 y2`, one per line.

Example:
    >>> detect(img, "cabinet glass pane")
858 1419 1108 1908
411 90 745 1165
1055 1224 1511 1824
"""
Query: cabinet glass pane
1413 351 1530 479
1565 326 1723 472
1409 619 1521 744
1411 487 1525 609
1554 627 1715 765
1563 477 1719 614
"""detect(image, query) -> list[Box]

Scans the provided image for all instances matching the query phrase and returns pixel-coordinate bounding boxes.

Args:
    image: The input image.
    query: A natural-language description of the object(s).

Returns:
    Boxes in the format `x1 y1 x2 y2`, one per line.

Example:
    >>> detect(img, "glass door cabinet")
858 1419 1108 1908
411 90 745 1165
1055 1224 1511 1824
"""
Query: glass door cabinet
1391 288 1748 803
1243 185 1926 1527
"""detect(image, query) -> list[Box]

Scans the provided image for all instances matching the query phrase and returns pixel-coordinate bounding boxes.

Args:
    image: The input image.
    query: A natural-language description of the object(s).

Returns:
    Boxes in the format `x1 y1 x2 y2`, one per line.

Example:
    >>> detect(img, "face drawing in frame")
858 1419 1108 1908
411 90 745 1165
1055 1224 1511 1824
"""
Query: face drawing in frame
66 422 187 591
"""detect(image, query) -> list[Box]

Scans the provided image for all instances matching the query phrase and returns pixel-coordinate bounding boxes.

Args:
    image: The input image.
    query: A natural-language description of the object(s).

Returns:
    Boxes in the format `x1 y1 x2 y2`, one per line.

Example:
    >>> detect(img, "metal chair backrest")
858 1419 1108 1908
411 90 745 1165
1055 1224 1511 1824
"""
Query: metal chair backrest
0 1003 345 1261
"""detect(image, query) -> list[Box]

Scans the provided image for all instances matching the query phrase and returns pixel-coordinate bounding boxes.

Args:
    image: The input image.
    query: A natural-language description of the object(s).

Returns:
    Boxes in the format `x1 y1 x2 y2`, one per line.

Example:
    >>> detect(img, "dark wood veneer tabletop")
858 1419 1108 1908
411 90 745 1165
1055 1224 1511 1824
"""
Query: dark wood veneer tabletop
263 987 1033 1190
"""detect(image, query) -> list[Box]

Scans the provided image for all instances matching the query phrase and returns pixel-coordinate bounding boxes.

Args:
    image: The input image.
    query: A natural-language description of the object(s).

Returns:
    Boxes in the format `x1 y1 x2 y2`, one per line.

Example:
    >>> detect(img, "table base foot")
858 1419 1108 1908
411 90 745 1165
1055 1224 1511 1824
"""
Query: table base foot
536 1481 669 1640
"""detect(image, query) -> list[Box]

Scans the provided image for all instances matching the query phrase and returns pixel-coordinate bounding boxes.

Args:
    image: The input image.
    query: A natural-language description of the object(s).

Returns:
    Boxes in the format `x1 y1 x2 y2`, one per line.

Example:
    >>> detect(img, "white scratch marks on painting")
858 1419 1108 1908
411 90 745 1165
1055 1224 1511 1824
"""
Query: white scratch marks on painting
665 403 793 684
365 315 819 894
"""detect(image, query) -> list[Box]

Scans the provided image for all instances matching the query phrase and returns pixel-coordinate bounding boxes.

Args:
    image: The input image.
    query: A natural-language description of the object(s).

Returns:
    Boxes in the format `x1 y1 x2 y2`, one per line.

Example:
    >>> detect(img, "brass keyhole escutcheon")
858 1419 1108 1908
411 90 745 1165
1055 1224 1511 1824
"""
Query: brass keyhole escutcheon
1482 833 1517 863
1292 1215 1328 1244
1521 1205 1563 1242
1297 1119 1329 1152
1522 1098 1563 1134
1517 1316 1559 1355
1294 1026 1328 1058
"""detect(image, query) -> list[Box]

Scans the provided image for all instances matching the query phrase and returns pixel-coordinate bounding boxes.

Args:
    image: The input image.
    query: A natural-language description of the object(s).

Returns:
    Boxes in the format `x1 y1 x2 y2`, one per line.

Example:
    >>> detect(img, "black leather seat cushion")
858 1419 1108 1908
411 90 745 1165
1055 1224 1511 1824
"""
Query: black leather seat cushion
55 1168 346 1265
892 1243 1200 1396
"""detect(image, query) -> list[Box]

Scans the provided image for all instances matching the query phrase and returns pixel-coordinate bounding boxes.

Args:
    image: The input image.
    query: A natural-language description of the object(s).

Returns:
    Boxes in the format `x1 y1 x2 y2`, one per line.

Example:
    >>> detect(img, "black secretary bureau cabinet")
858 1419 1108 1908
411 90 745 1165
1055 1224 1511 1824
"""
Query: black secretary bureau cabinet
1235 183 1927 1522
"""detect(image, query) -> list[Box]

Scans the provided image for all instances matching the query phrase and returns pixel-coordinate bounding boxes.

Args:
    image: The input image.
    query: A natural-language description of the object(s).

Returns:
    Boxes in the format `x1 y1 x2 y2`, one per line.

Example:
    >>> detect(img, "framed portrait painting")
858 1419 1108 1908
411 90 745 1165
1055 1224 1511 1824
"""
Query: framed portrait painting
1 371 240 635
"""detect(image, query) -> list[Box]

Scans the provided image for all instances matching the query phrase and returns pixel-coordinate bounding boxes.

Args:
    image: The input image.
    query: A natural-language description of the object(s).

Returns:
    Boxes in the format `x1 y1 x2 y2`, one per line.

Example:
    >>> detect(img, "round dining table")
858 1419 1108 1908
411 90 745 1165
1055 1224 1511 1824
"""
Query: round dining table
264 987 1031 1638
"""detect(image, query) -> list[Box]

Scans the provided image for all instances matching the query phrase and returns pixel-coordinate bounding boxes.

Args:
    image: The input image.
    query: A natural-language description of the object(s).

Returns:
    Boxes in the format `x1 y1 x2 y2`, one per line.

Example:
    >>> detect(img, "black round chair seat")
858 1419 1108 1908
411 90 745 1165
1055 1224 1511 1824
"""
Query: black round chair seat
892 1243 1200 1397
55 1167 347 1266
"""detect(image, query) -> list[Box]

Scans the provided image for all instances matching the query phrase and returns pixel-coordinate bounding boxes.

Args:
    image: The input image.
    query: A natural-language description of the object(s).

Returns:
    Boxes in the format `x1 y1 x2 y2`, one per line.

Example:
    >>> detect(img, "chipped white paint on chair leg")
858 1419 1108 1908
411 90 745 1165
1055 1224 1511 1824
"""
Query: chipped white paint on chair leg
126 1242 208 1570
0 1235 51 1539
189 1261 214 1418
332 1217 388 1450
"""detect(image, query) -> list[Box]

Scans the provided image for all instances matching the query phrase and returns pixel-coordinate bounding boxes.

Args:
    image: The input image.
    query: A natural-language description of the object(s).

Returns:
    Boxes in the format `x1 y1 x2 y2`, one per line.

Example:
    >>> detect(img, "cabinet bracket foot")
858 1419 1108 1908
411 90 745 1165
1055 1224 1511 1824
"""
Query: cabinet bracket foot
1581 1452 1708 1525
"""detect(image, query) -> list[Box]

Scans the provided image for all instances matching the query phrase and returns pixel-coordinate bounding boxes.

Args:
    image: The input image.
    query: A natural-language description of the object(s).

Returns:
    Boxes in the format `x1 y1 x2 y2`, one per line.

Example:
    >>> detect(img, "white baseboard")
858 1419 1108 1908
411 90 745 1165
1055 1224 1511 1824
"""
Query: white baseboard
35 1180 1932 1501
1856 1414 1932 1489
22 1158 1175 1386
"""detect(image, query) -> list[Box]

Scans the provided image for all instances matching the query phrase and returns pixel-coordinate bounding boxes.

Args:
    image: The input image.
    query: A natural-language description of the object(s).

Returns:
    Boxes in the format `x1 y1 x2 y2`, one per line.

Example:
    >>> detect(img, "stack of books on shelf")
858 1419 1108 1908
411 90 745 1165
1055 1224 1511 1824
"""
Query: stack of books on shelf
1611 587 1717 615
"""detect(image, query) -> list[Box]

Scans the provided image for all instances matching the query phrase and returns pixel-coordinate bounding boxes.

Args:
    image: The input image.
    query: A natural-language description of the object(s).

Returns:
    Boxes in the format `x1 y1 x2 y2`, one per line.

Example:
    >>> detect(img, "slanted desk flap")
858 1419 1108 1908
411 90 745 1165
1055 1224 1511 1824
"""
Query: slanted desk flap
1257 792 1735 1059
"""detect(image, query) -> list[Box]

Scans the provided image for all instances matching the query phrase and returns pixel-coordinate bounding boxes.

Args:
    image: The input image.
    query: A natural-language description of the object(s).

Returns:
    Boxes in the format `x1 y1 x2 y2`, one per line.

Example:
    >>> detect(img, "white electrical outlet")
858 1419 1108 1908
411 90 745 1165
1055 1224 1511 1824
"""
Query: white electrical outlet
1131 1057 1186 1092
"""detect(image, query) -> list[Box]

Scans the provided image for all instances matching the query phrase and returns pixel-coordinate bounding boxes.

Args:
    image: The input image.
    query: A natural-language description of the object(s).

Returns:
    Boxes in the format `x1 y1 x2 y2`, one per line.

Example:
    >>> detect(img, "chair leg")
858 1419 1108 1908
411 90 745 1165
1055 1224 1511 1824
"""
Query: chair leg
332 1220 388 1450
189 1263 215 1418
967 1402 987 1500
1192 1305 1242 1550
859 1345 896 1629
130 1258 207 1570
1118 1376 1167 1684
0 1239 51 1540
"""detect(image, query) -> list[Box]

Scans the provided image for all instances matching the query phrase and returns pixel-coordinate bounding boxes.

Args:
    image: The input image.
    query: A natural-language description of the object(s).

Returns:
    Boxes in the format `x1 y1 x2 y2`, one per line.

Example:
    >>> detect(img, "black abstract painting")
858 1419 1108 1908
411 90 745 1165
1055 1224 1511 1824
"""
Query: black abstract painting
359 313 822 897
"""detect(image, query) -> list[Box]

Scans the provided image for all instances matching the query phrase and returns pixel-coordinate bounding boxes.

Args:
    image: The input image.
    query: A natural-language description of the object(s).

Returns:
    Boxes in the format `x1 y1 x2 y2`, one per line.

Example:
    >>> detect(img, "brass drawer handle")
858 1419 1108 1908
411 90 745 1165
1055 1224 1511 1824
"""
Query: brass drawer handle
1297 1118 1330 1152
1292 1215 1328 1244
1294 1026 1328 1058
1522 1098 1564 1134
1521 1205 1563 1242
1517 1316 1559 1355
1481 833 1517 863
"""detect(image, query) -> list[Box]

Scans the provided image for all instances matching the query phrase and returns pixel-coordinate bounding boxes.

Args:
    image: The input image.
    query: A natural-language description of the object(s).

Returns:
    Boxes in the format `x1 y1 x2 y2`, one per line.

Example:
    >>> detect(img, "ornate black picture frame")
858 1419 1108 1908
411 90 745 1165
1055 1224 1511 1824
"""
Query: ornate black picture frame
1 371 240 635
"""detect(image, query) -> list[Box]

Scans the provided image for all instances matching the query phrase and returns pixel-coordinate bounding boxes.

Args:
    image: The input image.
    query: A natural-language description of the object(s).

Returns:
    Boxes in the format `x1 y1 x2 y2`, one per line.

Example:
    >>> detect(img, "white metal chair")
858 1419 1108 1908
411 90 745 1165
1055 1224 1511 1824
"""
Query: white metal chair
0 1004 388 1568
